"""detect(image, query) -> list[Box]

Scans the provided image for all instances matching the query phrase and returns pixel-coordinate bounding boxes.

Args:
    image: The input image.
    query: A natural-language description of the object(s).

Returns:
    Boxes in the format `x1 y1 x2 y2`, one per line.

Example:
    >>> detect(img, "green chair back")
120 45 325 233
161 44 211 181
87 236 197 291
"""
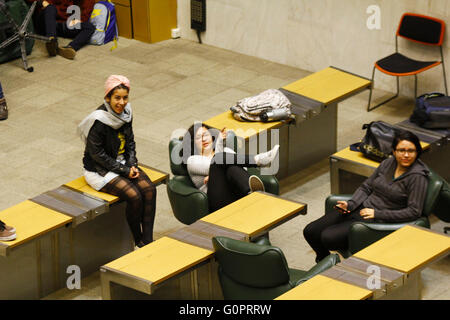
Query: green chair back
422 169 444 217
212 236 293 300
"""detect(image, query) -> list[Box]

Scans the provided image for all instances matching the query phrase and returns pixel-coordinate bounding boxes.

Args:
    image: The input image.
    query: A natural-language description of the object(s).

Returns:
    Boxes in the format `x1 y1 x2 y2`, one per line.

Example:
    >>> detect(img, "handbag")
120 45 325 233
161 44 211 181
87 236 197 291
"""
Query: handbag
356 121 405 162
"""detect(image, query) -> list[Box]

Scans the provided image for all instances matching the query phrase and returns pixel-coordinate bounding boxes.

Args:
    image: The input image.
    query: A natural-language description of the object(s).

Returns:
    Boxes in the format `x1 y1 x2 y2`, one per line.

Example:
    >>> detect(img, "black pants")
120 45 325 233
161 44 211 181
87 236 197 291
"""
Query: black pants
34 5 95 51
303 205 372 261
207 152 258 213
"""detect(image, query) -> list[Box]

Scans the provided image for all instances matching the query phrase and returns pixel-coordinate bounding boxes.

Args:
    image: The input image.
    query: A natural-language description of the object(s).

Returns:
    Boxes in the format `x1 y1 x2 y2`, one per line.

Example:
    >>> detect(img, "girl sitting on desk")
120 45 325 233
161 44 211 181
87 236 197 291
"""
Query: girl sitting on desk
303 131 429 262
78 75 157 248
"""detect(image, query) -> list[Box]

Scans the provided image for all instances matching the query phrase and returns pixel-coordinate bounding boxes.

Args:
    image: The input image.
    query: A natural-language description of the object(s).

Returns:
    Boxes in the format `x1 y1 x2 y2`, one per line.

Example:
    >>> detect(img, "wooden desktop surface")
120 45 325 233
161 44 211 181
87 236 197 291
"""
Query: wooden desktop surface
201 192 306 238
275 274 372 300
103 236 213 286
204 111 284 140
282 67 372 105
354 225 450 274
0 200 72 251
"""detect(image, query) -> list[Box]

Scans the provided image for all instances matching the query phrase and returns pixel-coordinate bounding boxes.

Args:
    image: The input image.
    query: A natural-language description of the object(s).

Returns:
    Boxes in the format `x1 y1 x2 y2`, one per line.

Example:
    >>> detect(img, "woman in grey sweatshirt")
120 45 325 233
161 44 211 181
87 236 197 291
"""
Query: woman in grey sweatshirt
303 131 429 262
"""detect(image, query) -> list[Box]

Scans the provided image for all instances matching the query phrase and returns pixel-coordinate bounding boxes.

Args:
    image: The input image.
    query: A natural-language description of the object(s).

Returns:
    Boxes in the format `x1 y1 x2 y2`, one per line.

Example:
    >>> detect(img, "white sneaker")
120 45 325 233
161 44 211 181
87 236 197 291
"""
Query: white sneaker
254 145 280 167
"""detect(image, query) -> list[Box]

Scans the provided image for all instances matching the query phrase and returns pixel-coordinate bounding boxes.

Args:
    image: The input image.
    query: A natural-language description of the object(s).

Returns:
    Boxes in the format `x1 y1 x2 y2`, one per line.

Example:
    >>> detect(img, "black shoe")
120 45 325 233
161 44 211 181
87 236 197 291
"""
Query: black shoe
45 37 58 57
57 45 76 60
0 98 8 121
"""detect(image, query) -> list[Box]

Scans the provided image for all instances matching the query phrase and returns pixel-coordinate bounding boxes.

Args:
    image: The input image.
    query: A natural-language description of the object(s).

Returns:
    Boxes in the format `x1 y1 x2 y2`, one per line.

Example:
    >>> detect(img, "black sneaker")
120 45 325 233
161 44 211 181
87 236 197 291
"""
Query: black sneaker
57 45 76 60
0 98 7 120
45 37 58 57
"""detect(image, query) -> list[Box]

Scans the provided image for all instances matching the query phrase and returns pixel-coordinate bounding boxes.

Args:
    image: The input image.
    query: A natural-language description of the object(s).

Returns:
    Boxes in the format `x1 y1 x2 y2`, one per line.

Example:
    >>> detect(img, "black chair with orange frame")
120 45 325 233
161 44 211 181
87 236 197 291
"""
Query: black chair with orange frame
367 12 448 112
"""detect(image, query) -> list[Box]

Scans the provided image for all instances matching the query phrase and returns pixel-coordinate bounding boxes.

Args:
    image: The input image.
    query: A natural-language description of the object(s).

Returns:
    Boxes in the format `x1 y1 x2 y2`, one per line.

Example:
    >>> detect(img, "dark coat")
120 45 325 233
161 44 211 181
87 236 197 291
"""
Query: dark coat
347 156 429 223
82 104 137 177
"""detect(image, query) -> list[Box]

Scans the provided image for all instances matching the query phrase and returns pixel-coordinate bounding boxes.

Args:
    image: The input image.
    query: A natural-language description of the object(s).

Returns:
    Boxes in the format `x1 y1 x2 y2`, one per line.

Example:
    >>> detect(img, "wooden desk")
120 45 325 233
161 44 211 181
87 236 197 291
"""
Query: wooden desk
64 165 169 204
275 274 372 300
204 111 284 141
351 225 450 299
201 192 306 241
354 225 450 275
205 67 371 179
100 236 214 299
100 192 307 300
0 201 72 299
282 67 372 106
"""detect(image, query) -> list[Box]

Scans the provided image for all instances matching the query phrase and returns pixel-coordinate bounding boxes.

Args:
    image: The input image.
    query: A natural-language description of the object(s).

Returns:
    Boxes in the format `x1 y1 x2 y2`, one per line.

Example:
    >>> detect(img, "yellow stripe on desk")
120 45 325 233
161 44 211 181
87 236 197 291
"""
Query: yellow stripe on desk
104 236 213 285
354 225 450 274
0 200 72 249
204 111 283 140
201 192 305 237
282 67 371 104
275 275 372 300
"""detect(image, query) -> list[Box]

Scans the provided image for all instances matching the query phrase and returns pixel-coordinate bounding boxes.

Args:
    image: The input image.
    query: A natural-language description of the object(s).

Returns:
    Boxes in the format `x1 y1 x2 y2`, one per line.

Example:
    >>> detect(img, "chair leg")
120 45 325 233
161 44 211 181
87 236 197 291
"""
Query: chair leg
414 74 418 98
440 47 448 95
368 70 400 112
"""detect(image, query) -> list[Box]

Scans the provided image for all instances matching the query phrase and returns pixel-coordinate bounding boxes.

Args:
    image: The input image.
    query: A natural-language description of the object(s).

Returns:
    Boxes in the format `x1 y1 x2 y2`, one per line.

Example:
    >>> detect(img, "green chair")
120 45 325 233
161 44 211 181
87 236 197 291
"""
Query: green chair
432 179 450 234
212 236 340 300
325 168 445 257
167 132 280 226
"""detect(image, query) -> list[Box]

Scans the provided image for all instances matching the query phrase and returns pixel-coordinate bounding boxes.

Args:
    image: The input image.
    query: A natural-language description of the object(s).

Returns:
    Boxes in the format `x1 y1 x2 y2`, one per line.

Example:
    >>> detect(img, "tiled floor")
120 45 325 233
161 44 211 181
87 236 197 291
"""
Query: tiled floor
0 37 448 300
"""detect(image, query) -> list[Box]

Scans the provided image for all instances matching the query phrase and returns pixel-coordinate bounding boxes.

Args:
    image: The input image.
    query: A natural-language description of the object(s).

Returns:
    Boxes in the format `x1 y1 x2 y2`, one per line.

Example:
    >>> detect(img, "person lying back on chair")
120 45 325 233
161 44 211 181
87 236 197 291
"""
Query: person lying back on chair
183 123 280 213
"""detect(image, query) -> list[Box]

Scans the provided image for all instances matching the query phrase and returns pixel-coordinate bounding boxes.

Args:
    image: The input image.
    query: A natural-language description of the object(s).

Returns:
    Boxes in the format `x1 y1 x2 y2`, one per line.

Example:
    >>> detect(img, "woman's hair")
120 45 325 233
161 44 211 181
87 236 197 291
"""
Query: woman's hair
105 84 130 100
392 130 423 158
182 123 218 160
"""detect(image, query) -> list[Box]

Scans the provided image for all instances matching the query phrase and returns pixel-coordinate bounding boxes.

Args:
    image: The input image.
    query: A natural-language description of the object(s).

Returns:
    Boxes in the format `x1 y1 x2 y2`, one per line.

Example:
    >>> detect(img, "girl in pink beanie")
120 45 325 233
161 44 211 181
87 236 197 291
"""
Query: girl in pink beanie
78 75 157 248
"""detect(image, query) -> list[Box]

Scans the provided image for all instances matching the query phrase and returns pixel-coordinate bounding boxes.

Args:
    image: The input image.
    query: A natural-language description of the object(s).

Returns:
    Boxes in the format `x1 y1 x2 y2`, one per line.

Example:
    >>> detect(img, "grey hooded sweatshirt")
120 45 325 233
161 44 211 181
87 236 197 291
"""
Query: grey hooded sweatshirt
347 156 429 223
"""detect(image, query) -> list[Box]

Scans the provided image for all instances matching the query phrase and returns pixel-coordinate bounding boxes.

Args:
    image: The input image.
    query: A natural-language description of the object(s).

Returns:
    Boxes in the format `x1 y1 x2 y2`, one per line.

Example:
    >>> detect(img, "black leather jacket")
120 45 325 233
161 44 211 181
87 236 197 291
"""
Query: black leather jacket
82 104 137 177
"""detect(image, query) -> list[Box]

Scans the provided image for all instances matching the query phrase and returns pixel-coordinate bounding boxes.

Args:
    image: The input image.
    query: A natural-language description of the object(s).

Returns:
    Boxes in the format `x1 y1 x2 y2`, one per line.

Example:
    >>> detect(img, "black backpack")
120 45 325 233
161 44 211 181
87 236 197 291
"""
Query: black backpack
356 121 406 162
410 93 450 129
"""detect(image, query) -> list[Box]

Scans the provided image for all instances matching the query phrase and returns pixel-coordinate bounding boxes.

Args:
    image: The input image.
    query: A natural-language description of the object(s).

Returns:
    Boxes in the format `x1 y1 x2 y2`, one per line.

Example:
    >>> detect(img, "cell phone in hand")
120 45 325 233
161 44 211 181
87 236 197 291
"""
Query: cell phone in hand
334 205 350 214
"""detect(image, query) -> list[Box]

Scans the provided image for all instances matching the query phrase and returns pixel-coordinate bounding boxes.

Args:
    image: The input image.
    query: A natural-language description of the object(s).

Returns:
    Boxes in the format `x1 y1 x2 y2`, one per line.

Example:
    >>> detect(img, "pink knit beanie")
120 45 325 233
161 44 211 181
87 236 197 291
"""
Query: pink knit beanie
104 75 130 97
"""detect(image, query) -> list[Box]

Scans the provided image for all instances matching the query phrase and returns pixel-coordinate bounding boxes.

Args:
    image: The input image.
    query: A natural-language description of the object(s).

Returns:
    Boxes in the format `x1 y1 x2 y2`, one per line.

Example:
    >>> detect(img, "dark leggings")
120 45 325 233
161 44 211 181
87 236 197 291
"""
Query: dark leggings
101 169 157 246
303 206 371 261
34 4 95 51
207 152 258 213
